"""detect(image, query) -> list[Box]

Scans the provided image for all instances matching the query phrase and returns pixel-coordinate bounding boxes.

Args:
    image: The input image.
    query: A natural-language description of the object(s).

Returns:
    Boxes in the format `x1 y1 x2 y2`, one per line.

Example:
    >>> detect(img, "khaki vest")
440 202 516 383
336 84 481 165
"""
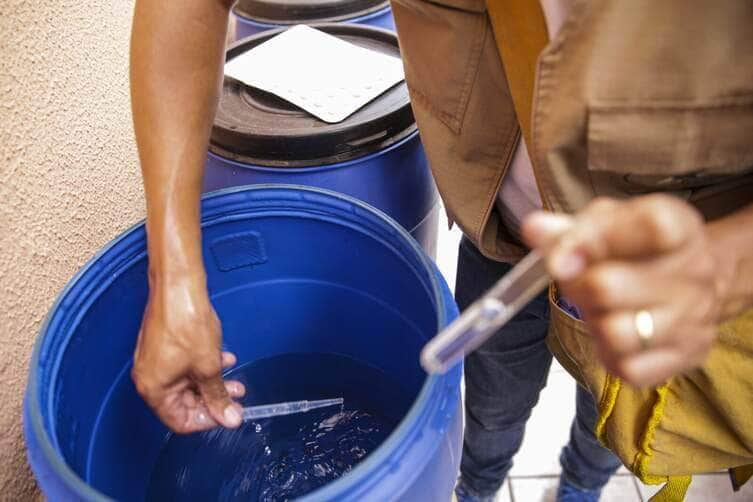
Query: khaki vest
391 0 753 499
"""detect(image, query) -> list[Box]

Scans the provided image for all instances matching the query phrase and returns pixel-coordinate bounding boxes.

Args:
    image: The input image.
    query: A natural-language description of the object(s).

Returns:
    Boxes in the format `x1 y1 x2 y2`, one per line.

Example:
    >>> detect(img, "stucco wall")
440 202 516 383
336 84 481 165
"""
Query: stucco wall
0 1 143 498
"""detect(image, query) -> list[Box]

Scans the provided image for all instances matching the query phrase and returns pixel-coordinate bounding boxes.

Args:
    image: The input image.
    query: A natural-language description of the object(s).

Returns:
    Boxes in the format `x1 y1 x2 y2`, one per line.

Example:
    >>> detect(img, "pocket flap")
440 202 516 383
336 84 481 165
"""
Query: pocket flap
588 101 753 177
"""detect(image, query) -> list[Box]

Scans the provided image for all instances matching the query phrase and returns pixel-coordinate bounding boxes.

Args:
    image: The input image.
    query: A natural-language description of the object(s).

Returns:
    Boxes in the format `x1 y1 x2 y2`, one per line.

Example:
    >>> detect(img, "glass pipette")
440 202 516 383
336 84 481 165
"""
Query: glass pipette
241 398 344 422
421 251 550 374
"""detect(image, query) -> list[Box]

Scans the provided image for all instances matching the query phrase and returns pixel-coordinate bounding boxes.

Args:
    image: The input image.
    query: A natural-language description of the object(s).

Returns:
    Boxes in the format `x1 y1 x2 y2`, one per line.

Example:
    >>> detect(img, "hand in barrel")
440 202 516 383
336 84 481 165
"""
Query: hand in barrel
132 276 245 433
130 0 242 432
522 195 725 387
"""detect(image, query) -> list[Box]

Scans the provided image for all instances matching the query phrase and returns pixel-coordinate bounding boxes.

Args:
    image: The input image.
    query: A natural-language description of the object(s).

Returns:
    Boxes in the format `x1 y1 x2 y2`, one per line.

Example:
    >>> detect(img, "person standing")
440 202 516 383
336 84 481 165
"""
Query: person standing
129 1 753 501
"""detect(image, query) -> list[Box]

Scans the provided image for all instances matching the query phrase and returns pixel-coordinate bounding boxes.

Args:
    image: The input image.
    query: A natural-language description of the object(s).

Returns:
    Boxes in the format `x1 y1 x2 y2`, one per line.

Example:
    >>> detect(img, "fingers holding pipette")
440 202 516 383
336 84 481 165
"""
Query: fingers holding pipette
221 351 246 400
193 349 244 429
177 352 246 432
522 196 719 387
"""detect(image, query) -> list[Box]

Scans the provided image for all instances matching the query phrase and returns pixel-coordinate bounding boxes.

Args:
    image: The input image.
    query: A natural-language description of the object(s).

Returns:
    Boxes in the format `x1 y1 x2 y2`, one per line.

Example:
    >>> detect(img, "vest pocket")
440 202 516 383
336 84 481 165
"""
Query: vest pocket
586 100 753 194
390 0 487 133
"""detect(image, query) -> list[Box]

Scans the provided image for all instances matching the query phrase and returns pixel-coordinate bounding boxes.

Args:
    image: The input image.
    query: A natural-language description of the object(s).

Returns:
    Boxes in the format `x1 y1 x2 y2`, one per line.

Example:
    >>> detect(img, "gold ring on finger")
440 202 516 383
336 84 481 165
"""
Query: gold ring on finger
635 310 655 351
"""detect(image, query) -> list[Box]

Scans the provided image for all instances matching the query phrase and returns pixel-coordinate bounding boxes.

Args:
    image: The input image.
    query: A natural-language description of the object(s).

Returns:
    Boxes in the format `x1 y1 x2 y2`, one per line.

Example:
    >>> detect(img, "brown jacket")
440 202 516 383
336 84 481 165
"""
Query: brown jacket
391 0 753 259
391 0 753 497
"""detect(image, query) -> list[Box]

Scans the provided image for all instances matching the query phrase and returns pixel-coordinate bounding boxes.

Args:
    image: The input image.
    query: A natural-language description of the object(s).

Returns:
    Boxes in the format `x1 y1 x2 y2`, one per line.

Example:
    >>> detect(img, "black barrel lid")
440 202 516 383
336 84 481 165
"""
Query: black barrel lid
234 0 390 25
211 24 416 168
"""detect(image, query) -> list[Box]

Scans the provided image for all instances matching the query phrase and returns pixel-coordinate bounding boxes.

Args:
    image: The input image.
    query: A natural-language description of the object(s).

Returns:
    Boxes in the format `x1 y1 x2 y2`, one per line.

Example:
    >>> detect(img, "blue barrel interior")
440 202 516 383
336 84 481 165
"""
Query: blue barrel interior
25 186 461 501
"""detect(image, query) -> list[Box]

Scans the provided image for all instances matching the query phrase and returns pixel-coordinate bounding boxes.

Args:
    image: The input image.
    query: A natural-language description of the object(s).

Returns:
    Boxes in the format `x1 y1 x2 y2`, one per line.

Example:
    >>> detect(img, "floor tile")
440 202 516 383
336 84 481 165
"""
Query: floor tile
636 474 753 501
510 475 641 502
450 480 511 502
510 477 560 502
601 476 643 502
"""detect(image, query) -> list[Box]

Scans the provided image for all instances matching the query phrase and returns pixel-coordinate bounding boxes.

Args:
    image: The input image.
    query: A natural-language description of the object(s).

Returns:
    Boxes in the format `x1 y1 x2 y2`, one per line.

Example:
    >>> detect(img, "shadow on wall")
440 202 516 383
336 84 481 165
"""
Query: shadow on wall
0 1 144 499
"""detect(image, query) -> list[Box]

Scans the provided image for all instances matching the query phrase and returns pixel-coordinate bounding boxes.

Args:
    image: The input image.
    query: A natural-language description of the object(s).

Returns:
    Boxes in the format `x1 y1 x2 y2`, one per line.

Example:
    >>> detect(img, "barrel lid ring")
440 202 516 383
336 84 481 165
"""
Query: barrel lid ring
211 24 416 168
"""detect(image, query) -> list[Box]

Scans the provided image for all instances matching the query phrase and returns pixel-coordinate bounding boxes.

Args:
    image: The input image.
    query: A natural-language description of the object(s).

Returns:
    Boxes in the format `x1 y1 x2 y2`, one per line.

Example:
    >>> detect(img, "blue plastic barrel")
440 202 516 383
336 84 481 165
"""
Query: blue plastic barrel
207 24 440 257
24 186 462 501
232 0 394 40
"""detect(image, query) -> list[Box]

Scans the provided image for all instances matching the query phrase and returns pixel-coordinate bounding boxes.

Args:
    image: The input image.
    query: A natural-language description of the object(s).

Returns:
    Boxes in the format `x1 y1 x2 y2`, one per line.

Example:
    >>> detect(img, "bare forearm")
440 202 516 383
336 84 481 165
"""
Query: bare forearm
708 203 753 320
130 0 233 280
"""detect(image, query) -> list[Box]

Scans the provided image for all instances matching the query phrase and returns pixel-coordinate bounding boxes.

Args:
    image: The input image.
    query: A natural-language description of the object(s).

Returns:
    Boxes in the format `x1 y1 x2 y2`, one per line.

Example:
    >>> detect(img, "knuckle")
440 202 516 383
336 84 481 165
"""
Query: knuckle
588 197 618 214
194 361 221 381
642 212 678 249
641 193 682 216
599 316 627 351
582 267 617 307
600 352 622 376
588 315 609 339
620 366 649 387
639 196 700 249
613 357 651 386
614 360 636 383
131 367 154 397
589 315 619 346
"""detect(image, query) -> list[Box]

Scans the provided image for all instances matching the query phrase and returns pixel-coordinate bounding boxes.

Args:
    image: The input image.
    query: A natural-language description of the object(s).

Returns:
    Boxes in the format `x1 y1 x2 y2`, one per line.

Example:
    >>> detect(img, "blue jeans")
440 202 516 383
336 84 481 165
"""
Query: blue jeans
456 238 621 497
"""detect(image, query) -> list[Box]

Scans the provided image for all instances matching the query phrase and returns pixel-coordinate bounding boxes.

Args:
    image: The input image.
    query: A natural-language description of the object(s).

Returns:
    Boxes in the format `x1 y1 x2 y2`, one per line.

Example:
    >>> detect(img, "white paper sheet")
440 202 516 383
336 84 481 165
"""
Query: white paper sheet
223 25 406 123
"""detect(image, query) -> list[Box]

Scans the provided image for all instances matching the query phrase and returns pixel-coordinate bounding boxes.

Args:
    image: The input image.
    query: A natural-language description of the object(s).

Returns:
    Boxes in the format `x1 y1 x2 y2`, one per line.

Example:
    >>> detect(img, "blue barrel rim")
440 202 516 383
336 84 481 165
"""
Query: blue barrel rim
25 184 460 501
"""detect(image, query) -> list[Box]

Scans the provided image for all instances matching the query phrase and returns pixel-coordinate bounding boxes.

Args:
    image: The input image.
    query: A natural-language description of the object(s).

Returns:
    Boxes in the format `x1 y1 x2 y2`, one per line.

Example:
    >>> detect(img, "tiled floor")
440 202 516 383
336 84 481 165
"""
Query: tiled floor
433 210 753 502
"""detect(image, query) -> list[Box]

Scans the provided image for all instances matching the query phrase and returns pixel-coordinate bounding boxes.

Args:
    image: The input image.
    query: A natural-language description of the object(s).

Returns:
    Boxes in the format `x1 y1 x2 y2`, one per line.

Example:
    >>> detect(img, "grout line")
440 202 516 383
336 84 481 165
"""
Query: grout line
508 473 638 480
631 476 645 502
509 474 561 479
508 473 639 479
507 479 516 502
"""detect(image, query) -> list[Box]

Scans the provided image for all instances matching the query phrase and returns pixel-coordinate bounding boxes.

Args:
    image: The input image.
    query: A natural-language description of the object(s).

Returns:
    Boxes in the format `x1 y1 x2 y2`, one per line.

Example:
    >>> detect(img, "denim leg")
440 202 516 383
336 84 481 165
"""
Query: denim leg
455 238 552 497
559 385 623 491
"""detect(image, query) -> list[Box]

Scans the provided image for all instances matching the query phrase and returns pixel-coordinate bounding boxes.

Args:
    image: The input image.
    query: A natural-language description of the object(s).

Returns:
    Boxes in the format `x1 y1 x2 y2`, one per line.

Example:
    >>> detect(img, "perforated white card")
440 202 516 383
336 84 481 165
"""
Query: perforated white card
223 25 405 123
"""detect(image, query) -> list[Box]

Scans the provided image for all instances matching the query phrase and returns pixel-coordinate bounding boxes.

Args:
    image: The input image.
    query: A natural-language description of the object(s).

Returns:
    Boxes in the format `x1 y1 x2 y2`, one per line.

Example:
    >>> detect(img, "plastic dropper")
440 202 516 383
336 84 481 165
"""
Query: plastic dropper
421 250 550 375
241 398 344 422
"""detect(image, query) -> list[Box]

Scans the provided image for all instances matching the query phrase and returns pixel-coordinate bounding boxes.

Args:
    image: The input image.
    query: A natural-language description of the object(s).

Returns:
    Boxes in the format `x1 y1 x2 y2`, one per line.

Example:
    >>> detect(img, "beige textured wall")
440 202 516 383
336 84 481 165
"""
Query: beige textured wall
0 1 143 498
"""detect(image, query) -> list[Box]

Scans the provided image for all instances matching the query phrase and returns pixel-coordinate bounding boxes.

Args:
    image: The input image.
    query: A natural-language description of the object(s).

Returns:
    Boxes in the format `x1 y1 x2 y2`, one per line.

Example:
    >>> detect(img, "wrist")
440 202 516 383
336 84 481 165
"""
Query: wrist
144 212 205 286
148 262 207 292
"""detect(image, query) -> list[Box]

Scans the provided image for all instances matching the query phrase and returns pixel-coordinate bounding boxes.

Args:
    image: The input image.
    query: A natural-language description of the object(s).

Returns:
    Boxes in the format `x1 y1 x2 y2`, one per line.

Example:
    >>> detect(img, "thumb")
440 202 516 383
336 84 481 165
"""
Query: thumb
194 361 242 428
